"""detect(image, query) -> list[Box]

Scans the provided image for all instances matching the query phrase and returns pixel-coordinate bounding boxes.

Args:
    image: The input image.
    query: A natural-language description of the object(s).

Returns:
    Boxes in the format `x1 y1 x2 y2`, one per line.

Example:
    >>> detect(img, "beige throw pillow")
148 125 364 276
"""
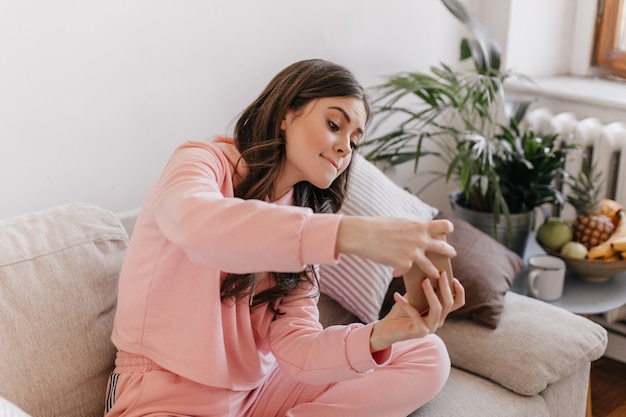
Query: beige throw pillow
0 203 128 417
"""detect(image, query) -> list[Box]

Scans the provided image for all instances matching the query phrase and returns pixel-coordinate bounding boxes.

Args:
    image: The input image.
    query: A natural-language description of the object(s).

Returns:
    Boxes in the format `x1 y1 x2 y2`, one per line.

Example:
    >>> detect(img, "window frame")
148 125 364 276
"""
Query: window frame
593 0 626 78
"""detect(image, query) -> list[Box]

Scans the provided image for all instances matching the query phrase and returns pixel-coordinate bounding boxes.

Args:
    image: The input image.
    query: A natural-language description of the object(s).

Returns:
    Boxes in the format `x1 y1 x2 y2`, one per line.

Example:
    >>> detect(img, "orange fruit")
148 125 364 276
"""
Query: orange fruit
600 198 624 227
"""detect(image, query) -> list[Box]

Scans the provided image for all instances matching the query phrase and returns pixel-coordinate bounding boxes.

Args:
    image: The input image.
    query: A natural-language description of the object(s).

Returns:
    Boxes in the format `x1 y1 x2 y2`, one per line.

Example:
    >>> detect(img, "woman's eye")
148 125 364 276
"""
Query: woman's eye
328 121 339 131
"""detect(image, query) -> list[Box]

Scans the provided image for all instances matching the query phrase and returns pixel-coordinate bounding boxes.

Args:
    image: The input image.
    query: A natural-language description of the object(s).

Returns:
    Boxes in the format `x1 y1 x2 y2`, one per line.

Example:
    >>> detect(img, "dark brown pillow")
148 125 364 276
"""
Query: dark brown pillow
380 216 524 328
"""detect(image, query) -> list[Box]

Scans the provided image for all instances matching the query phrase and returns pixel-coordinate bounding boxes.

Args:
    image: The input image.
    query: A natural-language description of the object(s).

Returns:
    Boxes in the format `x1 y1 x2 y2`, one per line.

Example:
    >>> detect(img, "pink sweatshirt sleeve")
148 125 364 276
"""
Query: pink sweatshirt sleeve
266 284 392 384
151 141 340 273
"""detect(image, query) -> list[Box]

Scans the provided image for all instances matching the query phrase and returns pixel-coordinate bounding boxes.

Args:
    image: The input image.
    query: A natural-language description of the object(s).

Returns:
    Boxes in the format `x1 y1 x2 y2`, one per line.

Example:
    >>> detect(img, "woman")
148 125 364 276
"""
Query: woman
105 59 465 417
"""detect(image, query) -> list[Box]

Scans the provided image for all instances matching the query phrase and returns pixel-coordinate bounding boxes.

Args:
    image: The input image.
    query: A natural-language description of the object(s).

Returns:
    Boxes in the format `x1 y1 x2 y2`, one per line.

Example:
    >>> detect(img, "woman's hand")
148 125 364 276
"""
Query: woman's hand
336 216 456 278
369 273 465 352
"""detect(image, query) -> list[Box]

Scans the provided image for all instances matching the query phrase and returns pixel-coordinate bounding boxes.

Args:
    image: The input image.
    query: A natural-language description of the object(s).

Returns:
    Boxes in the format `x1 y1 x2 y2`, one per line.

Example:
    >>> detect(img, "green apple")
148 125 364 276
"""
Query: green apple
537 218 573 251
560 241 588 259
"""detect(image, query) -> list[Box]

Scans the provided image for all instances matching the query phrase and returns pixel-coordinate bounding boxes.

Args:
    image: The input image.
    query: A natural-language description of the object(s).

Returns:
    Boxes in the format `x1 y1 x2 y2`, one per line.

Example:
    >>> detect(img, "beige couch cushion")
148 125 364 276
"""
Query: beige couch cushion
409 368 548 417
436 292 608 396
0 203 128 417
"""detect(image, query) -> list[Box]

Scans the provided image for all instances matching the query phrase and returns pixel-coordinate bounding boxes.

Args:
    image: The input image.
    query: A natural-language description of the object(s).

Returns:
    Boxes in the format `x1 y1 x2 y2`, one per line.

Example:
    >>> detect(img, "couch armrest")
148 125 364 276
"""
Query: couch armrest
436 291 607 396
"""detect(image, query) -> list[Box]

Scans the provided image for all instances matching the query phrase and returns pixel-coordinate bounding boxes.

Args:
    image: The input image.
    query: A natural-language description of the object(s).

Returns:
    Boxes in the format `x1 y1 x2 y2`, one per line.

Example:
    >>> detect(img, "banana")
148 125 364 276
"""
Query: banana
610 235 626 252
587 209 626 259
604 253 622 262
587 245 615 259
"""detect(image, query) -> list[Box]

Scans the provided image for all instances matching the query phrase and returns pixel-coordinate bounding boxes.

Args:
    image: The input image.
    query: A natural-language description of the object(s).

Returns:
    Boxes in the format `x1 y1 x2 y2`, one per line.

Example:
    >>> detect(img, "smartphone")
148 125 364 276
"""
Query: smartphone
402 236 454 315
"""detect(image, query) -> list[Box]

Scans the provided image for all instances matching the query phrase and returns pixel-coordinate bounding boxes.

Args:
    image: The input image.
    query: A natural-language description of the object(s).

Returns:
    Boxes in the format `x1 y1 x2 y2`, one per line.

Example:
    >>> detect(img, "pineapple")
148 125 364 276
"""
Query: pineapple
566 161 615 250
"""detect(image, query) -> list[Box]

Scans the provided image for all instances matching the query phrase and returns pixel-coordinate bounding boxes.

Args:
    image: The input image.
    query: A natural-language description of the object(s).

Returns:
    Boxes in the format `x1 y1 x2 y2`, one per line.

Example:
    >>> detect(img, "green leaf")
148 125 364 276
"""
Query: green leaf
461 38 487 73
441 0 501 72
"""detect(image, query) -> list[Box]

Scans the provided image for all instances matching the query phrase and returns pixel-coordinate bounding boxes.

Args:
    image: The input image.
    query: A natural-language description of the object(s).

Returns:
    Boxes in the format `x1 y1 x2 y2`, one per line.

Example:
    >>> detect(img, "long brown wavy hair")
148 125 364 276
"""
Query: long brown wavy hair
220 59 371 314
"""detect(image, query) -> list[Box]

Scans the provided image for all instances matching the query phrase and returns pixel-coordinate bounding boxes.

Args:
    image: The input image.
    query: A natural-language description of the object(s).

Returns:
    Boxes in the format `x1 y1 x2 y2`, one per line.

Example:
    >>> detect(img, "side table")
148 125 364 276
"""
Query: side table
511 234 626 314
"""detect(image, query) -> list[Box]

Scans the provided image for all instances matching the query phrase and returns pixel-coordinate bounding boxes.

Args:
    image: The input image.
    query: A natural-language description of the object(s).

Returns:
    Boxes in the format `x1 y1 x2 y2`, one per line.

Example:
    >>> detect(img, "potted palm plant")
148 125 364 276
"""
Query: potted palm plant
362 0 575 255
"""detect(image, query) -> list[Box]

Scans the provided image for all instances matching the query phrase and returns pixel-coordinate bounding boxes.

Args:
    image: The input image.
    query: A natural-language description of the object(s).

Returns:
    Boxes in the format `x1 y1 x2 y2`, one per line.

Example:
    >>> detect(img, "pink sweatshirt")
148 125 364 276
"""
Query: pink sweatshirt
111 138 390 390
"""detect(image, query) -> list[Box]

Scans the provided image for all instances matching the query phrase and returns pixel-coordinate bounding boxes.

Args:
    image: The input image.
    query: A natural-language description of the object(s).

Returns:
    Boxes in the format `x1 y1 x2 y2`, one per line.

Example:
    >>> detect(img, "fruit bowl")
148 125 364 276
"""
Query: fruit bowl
537 240 626 282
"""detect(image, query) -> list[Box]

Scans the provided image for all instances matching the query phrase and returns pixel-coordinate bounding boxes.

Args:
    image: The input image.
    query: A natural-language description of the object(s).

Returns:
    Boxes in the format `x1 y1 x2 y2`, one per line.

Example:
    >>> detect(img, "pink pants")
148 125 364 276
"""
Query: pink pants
104 334 449 417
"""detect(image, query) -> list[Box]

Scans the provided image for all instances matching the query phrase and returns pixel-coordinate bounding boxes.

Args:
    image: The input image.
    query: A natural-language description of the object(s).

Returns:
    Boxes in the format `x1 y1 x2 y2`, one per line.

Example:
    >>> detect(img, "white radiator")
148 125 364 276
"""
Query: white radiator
524 107 626 221
525 108 626 362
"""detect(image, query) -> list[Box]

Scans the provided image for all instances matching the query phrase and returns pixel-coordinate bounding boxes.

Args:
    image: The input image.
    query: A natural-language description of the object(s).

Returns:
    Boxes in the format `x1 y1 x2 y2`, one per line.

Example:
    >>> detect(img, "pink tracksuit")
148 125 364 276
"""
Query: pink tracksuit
105 138 450 417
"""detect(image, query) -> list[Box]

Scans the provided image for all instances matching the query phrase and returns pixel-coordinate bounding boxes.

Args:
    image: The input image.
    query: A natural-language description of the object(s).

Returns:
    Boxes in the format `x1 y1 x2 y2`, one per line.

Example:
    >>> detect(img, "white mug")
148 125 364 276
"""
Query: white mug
527 255 566 301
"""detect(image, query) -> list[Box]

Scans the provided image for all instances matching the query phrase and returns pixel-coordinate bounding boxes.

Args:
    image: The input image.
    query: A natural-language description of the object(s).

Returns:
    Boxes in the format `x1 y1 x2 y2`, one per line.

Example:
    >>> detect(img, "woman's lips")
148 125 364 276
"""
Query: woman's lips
321 155 338 170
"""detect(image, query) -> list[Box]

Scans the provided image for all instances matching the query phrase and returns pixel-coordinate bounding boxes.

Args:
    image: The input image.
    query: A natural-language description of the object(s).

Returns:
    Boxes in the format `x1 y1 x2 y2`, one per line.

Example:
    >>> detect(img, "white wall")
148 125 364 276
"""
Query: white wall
503 0 576 76
478 0 597 77
0 0 605 219
0 0 465 218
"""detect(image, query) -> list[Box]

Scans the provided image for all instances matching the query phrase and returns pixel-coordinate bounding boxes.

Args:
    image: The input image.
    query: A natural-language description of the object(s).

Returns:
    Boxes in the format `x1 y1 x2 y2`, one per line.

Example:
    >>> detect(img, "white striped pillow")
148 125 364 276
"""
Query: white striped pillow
0 398 32 417
319 155 438 323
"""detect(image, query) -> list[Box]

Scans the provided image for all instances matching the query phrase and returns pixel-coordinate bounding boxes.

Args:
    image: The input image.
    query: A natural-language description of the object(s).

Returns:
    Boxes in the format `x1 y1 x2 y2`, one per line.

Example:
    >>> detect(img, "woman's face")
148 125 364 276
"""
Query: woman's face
277 96 366 197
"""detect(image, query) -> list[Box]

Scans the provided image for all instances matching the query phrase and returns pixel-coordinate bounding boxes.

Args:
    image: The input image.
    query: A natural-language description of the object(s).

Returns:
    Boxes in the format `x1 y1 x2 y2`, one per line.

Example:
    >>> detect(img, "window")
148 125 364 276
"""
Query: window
593 0 626 78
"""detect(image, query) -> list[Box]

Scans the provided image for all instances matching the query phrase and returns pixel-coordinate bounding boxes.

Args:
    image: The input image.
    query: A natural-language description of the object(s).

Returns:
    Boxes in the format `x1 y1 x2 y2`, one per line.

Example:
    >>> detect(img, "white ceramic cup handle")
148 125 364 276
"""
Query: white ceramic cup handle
528 270 540 298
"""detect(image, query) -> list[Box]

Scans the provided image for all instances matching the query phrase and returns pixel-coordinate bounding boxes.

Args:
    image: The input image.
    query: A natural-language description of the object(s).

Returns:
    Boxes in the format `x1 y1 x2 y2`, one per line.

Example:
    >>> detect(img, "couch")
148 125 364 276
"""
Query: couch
0 201 609 417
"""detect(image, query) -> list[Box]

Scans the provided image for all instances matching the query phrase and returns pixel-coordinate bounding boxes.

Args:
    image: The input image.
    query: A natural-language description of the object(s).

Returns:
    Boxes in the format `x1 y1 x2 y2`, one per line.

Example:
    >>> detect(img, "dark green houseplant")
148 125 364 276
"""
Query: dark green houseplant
363 0 574 251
